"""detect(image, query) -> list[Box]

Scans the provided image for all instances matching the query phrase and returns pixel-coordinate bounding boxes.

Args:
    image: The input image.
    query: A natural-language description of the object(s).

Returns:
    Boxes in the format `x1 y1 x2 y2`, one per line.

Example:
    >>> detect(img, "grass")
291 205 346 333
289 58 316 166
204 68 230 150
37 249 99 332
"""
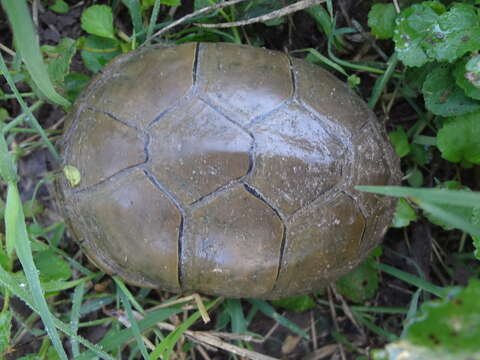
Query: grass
1 0 479 359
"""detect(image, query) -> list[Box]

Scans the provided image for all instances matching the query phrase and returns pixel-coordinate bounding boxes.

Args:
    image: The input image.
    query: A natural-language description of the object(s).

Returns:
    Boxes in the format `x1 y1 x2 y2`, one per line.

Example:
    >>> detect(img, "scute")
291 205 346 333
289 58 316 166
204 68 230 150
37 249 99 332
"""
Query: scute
148 98 252 205
63 168 182 291
64 109 146 189
292 57 371 134
196 42 293 127
247 103 346 217
271 192 366 297
182 185 284 298
88 43 196 128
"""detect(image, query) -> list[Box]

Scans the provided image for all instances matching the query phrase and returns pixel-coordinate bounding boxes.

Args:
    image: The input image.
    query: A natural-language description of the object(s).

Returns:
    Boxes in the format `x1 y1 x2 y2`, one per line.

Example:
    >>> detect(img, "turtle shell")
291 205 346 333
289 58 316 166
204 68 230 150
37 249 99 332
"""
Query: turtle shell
57 42 401 299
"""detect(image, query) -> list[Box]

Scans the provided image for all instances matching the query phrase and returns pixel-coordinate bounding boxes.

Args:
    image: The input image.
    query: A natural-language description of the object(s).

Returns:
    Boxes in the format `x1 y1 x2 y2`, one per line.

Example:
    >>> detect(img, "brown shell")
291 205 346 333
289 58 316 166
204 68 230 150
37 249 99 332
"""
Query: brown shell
57 42 401 299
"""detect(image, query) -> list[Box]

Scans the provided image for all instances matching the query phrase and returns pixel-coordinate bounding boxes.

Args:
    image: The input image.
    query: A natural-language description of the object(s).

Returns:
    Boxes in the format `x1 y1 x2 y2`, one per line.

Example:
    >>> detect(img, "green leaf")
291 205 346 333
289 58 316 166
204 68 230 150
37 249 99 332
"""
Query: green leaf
465 55 480 88
393 3 480 67
5 183 68 359
0 311 12 356
50 0 69 14
81 5 116 39
437 112 480 165
0 132 17 184
454 58 480 100
422 182 474 230
271 295 316 312
34 250 72 282
357 186 480 209
149 298 221 360
249 300 310 339
422 64 480 117
80 35 121 73
336 257 379 303
403 280 480 357
42 38 77 88
368 3 397 39
121 0 145 42
410 144 431 166
392 198 418 228
472 207 480 260
63 73 90 103
1 0 70 106
389 127 411 158
406 168 423 188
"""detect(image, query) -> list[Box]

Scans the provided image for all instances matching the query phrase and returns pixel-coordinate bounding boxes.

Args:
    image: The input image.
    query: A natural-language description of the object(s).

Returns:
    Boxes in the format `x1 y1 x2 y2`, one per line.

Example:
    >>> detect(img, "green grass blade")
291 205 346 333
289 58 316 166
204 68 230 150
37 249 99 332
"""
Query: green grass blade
70 283 85 357
113 276 144 313
419 201 480 238
368 52 398 108
0 261 115 359
122 0 145 43
146 0 162 45
5 182 68 360
76 306 184 359
376 263 447 298
118 283 150 360
351 310 397 342
1 0 70 106
248 299 310 339
225 298 247 334
0 53 61 162
356 186 480 208
149 298 222 360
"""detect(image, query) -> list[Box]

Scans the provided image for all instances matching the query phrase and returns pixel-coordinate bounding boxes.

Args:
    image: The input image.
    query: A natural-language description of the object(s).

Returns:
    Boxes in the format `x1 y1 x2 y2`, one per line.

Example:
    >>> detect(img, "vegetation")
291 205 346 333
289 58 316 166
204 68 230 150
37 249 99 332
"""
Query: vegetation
0 0 479 359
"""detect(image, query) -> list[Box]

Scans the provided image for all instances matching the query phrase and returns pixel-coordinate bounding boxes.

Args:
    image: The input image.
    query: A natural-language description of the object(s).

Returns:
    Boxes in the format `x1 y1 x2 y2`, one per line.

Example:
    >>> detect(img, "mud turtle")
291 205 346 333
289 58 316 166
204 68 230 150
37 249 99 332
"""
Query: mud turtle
57 42 401 299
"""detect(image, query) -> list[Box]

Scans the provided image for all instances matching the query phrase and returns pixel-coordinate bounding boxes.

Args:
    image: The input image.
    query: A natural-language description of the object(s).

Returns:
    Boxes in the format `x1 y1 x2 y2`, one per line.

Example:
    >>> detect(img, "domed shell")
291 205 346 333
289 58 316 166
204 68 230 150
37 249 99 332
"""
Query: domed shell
57 42 401 299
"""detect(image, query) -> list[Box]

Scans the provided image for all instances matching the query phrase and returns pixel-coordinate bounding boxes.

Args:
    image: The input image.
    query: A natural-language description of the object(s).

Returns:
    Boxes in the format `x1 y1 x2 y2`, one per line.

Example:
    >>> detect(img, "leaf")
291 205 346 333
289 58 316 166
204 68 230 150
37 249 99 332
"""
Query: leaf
404 280 480 357
392 198 418 228
63 73 90 102
42 37 77 88
410 144 431 166
357 186 480 209
121 0 145 42
465 55 480 88
336 257 379 303
0 0 70 106
389 127 411 157
422 64 480 116
34 250 72 282
454 58 480 100
472 207 480 260
149 298 221 360
437 112 480 165
81 5 116 39
50 0 69 14
393 3 480 67
406 168 423 188
0 311 12 356
4 183 68 359
422 182 474 230
249 300 310 339
80 35 121 73
368 3 397 39
271 295 316 312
